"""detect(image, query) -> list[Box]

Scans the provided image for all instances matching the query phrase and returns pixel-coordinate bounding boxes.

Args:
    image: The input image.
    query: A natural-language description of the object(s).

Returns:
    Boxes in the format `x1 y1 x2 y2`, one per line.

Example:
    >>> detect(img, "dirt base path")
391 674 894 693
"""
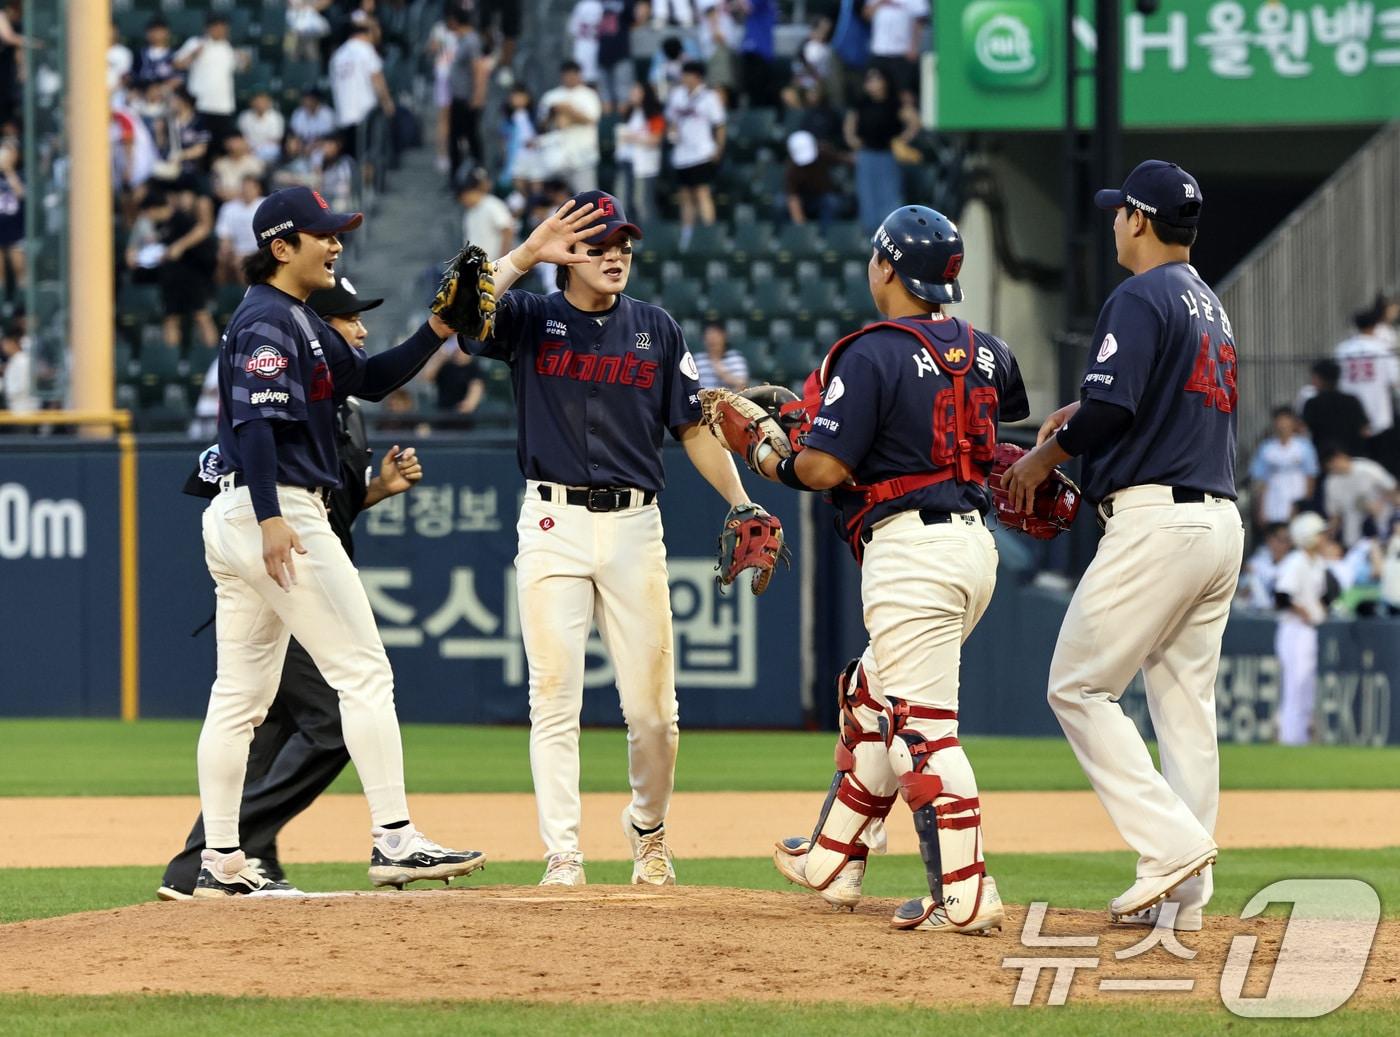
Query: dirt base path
10 790 1400 868
1 887 1395 1010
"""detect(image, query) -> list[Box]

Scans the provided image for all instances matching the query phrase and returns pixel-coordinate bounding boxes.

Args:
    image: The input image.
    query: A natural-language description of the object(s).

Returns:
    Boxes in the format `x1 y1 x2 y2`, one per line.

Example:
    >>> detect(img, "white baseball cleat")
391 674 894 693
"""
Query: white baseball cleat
539 851 587 887
891 876 1005 934
622 806 676 885
1109 848 1217 921
1113 900 1204 932
772 837 864 910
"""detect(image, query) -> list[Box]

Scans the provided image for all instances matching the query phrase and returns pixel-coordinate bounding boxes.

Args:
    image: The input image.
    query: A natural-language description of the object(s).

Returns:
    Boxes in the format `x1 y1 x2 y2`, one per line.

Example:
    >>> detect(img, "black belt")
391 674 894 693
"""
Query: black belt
1099 486 1207 519
538 484 656 512
860 508 983 544
225 471 331 505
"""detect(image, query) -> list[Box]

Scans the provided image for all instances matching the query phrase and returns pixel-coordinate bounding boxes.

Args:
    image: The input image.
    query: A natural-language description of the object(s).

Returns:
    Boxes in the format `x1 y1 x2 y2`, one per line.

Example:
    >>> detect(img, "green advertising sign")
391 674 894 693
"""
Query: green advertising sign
934 0 1400 129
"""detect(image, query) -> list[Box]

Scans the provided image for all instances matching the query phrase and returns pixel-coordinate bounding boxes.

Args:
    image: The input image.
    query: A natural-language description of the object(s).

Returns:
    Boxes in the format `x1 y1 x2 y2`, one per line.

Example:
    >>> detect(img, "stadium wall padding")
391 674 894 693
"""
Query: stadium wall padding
1 439 1395 745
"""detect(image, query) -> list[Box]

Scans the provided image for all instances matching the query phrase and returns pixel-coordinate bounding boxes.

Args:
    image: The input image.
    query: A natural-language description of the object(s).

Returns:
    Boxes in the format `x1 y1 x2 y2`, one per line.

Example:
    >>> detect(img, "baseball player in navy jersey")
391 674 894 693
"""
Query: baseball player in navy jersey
194 186 485 896
733 206 1028 933
464 191 764 887
158 275 428 900
1005 160 1244 931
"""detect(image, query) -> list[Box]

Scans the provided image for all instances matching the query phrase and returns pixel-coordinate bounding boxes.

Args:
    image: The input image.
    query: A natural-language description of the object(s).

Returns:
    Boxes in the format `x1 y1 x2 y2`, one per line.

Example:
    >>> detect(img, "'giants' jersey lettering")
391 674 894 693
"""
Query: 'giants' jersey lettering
535 341 658 389
472 290 701 491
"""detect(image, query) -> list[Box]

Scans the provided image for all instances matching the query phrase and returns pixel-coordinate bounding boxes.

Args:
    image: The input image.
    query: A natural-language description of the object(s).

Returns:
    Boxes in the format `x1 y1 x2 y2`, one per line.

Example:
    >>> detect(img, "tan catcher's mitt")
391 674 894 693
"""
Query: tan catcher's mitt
699 386 794 475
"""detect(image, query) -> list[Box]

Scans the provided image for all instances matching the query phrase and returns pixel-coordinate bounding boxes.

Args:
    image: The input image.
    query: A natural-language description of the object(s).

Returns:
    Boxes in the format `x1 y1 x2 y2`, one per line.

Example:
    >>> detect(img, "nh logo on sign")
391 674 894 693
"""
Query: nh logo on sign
964 1 1050 89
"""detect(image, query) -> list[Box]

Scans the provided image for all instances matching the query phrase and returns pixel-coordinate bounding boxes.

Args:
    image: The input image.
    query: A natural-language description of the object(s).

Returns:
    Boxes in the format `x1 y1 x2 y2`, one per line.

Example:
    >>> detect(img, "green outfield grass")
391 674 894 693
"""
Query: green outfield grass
2 847 1395 925
3 720 1399 796
0 994 1396 1036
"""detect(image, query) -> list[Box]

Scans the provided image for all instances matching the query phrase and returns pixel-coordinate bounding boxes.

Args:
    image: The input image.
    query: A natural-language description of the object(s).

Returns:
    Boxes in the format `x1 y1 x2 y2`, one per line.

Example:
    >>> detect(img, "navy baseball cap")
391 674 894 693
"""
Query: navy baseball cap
1094 160 1203 228
252 186 363 246
307 274 384 318
567 190 642 239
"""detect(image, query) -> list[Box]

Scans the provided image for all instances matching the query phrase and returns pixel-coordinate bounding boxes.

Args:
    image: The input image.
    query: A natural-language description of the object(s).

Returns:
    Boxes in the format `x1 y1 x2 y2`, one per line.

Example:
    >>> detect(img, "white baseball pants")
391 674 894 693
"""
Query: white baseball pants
515 482 680 856
1048 486 1244 882
1275 617 1317 745
198 482 410 849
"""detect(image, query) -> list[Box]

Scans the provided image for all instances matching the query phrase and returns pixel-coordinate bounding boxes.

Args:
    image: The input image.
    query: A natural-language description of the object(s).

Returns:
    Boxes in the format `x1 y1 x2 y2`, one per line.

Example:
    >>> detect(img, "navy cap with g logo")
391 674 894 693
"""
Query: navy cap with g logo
566 190 643 239
252 186 363 246
1094 160 1203 228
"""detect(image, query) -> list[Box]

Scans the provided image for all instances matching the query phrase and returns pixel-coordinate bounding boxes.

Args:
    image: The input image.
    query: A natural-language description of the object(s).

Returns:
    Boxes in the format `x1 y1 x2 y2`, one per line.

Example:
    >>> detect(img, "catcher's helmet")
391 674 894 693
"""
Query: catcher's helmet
872 206 964 305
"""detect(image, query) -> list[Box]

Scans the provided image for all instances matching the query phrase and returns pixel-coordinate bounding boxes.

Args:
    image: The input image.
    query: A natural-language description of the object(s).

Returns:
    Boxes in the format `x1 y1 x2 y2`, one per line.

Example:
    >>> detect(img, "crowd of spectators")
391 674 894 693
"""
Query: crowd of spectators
1239 295 1400 624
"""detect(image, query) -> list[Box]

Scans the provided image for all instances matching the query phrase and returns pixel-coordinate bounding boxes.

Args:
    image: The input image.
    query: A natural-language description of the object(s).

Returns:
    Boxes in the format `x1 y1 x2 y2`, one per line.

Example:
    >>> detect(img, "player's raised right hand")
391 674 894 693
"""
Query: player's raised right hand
517 199 606 268
260 516 308 592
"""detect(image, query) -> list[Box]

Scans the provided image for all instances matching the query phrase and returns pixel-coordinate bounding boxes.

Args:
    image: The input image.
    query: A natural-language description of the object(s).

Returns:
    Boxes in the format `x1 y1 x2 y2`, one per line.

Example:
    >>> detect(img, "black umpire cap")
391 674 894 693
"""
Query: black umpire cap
307 275 384 318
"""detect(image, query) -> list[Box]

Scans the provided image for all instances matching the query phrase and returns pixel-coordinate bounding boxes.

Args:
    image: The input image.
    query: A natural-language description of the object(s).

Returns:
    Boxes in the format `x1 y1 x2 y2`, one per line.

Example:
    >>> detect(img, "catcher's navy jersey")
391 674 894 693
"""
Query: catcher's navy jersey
216 284 366 489
803 315 1029 532
474 290 703 491
1076 261 1238 502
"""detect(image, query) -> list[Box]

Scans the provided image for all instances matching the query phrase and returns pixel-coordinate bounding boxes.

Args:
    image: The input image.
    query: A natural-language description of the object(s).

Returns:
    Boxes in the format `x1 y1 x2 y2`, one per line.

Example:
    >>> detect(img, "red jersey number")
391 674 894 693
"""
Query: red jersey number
1184 333 1237 412
931 385 999 466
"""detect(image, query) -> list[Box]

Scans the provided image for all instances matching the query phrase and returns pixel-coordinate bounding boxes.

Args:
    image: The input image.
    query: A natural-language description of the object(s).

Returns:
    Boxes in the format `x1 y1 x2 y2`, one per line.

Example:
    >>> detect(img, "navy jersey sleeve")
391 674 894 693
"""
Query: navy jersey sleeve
472 289 546 362
665 315 703 435
1081 289 1161 414
995 337 1030 423
800 349 882 468
225 314 307 427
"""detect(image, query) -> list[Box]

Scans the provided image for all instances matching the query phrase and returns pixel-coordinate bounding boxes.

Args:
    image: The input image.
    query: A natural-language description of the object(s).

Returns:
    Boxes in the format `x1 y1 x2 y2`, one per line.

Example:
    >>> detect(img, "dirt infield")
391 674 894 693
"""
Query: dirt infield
12 789 1400 867
0 887 1395 1009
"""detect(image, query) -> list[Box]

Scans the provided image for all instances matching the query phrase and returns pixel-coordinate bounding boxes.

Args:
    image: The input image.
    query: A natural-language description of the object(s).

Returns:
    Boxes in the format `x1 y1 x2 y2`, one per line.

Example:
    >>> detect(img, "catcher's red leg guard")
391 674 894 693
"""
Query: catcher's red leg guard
886 696 990 930
779 659 897 898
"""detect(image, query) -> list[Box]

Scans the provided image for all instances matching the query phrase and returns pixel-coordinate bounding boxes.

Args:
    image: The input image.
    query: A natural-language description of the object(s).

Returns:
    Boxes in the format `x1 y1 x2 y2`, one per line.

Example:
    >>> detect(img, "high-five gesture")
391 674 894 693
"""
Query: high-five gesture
516 200 607 268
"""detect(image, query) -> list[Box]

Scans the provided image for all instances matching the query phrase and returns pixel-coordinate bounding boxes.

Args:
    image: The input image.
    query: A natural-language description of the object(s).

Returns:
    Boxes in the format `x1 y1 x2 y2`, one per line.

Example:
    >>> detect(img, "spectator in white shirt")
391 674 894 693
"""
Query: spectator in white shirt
458 168 516 258
619 82 665 224
214 176 264 283
289 89 337 149
864 0 925 104
1336 298 1400 478
537 61 603 191
210 134 265 202
1248 406 1318 528
237 91 285 165
173 14 245 150
691 321 748 389
1274 513 1333 745
1323 445 1399 547
426 13 459 175
0 321 35 415
328 24 395 156
568 0 605 84
1239 522 1292 612
665 60 725 247
108 22 134 98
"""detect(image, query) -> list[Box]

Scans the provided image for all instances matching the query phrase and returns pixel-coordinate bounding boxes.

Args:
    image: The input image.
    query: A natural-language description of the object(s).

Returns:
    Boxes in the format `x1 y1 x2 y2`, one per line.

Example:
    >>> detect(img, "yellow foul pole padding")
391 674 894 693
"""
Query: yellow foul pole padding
65 1 135 717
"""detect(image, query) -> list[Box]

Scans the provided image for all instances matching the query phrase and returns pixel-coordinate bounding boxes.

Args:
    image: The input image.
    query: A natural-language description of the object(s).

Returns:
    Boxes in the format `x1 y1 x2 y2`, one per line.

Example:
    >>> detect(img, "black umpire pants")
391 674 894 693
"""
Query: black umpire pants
161 638 350 894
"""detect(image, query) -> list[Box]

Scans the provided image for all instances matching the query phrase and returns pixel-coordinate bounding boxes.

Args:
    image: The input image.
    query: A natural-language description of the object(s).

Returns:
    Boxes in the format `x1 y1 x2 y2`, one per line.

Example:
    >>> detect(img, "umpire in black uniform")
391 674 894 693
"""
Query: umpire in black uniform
159 275 424 898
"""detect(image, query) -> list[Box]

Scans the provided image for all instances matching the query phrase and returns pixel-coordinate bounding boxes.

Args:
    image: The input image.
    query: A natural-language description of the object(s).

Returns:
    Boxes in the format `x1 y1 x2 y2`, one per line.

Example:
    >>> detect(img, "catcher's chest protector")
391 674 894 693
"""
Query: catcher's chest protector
783 316 1003 558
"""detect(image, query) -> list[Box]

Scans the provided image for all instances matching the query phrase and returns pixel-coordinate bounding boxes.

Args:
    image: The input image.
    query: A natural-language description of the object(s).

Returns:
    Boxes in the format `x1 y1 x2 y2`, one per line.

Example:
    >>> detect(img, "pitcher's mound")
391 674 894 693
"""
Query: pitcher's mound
0 886 1392 1008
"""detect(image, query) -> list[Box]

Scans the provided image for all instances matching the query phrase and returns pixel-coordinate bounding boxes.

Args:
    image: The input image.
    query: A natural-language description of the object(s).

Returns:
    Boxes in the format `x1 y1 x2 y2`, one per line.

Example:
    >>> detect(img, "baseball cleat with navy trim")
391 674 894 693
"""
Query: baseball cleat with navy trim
193 849 305 898
772 836 864 910
368 827 487 890
892 875 1004 934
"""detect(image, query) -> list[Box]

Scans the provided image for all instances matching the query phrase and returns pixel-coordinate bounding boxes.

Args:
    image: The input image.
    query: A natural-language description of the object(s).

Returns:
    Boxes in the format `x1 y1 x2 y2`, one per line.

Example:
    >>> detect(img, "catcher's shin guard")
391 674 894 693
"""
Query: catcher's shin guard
885 697 990 931
786 660 897 896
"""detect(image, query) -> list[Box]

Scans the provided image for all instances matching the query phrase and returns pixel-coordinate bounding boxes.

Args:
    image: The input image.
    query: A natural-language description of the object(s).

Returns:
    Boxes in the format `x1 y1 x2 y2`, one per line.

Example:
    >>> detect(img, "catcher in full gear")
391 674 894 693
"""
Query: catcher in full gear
433 191 786 888
702 206 1074 934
